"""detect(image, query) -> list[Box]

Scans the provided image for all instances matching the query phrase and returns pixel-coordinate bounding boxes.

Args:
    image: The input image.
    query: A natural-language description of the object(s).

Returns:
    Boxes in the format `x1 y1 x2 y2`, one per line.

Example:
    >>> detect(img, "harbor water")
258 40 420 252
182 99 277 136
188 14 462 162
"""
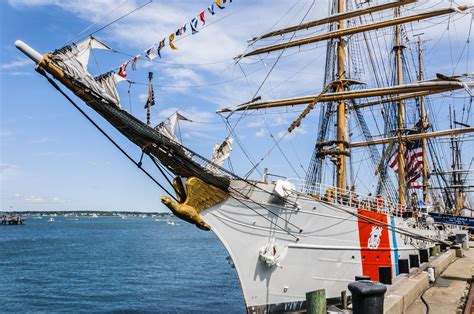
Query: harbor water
0 216 244 312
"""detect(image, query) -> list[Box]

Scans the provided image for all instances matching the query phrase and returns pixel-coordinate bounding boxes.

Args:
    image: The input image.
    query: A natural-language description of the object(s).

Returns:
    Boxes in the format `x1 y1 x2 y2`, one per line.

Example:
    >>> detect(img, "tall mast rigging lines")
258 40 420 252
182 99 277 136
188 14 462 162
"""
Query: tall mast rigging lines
233 0 473 200
417 36 430 203
394 6 407 205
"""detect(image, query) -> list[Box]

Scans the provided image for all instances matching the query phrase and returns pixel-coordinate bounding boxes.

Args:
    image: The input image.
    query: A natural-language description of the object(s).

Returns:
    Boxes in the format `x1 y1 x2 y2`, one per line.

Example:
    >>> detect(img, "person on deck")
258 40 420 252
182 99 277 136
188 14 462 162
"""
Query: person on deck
411 192 419 218
363 193 373 211
376 194 384 212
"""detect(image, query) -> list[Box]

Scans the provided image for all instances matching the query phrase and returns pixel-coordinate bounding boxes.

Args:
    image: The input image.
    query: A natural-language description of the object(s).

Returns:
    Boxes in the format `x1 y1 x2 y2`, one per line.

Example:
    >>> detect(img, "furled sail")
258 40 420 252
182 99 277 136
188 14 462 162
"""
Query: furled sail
95 72 126 106
53 37 121 106
75 37 112 72
210 137 233 167
155 112 191 143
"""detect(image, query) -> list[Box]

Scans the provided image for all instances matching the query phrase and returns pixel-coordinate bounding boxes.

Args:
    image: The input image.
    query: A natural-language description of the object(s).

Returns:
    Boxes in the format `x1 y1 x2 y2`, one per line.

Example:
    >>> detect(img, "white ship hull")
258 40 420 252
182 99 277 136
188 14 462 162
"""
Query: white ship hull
201 180 451 313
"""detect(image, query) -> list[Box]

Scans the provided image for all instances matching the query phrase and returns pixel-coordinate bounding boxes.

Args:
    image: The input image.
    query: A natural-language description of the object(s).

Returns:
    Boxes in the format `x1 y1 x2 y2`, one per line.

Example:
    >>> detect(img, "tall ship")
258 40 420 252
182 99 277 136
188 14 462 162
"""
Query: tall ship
16 0 473 312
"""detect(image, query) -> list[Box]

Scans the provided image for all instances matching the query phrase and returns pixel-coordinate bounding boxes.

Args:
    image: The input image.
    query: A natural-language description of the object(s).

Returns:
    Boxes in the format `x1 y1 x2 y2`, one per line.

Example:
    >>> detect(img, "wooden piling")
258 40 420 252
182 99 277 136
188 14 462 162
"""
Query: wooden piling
341 290 348 310
306 289 326 314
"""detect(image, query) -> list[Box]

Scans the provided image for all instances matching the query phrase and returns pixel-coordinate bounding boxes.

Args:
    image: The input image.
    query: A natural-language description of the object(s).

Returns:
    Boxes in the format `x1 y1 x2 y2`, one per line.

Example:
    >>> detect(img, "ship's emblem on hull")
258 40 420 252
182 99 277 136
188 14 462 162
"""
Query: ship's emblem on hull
368 226 383 249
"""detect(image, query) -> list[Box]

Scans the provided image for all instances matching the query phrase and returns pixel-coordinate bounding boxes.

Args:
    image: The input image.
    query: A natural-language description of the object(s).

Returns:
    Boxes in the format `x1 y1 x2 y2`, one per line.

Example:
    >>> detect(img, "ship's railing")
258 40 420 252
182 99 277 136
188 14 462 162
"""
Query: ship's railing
287 179 407 215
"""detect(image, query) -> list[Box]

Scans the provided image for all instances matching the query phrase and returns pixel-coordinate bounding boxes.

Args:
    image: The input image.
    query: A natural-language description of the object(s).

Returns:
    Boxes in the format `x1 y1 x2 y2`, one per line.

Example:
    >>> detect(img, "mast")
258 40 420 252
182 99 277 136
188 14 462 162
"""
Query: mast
251 0 416 41
240 5 470 58
450 109 465 213
417 36 429 203
394 7 406 205
336 0 347 191
146 72 153 126
219 81 467 113
350 127 474 147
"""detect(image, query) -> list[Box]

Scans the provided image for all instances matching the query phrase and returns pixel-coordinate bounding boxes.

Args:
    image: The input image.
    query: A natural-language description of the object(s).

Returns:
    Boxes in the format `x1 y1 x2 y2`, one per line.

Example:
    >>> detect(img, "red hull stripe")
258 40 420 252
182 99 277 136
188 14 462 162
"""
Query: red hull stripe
357 209 392 282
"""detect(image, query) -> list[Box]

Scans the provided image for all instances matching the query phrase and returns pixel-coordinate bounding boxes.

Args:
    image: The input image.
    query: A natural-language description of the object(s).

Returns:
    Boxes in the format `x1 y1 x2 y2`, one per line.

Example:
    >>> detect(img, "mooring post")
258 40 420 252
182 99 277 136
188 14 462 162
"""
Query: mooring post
453 244 463 258
341 290 348 310
348 280 387 314
306 289 326 314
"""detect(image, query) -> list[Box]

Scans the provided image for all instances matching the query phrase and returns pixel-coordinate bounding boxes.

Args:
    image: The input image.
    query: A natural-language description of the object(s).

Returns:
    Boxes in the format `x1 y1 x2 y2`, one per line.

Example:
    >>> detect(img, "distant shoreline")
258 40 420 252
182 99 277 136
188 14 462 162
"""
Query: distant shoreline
0 210 172 216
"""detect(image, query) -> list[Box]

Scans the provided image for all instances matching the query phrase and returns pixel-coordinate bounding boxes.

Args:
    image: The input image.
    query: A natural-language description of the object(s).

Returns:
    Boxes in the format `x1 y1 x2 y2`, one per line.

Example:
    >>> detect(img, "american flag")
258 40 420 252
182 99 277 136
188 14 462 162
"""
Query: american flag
389 122 423 189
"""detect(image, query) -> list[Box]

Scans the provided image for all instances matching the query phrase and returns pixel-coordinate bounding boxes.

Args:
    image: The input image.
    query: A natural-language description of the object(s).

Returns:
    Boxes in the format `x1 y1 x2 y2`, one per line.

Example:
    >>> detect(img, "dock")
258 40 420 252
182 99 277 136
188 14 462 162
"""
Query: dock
1 215 25 225
305 240 474 313
383 241 474 314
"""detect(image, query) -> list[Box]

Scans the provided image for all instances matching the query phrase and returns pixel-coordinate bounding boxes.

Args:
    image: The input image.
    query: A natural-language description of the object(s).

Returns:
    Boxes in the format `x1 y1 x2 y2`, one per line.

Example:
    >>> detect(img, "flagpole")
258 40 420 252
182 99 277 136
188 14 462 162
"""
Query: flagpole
147 72 153 126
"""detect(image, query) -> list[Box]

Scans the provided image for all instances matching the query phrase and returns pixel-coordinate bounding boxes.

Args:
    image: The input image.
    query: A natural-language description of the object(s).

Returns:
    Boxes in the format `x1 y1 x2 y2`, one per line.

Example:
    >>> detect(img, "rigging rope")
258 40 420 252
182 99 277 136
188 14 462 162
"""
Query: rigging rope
89 0 153 38
37 68 178 202
63 0 129 46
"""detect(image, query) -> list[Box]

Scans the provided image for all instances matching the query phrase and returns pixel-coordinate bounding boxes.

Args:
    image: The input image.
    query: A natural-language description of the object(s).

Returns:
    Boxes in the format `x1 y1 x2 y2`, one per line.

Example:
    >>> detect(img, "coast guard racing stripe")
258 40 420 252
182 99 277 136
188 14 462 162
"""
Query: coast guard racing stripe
357 209 392 282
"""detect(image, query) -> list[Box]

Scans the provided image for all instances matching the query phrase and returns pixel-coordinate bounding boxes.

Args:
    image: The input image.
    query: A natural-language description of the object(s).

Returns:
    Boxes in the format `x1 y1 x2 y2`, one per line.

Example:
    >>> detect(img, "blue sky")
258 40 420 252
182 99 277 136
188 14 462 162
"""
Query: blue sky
1 0 473 212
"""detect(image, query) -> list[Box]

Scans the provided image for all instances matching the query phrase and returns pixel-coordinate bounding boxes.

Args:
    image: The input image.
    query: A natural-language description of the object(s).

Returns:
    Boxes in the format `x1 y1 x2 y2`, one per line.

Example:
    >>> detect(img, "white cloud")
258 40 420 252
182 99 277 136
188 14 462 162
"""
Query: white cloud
0 164 20 181
51 196 67 203
0 58 30 69
247 120 264 128
30 137 55 144
277 126 307 140
7 71 34 76
0 129 14 138
23 194 68 203
24 195 45 203
255 128 266 138
138 93 148 102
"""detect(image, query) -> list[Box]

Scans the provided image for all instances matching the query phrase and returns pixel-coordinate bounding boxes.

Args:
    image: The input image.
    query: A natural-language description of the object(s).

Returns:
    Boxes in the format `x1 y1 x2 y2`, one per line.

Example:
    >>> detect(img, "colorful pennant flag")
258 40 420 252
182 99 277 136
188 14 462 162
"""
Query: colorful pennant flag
118 62 128 78
114 0 235 73
169 33 178 50
216 0 225 9
144 86 155 109
157 39 165 58
208 4 215 15
131 55 139 70
190 18 199 34
145 46 158 61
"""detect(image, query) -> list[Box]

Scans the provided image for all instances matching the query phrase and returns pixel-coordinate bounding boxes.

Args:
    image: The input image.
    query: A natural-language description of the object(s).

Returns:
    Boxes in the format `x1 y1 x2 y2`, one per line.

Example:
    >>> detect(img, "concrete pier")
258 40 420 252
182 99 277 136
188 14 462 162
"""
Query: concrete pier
384 242 474 314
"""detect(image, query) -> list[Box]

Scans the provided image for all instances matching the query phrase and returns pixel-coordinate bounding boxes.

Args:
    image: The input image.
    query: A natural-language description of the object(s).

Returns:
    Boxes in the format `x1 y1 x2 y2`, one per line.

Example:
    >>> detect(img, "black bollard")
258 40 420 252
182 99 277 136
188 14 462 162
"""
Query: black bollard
348 280 387 314
409 254 420 268
419 249 429 263
355 275 371 281
398 259 409 274
440 243 448 252
378 266 392 285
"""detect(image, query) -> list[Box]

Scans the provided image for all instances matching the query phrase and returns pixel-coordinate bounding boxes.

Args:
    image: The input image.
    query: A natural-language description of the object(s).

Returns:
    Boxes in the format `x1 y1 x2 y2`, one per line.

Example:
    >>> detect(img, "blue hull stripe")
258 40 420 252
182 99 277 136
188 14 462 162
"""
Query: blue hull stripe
390 216 399 276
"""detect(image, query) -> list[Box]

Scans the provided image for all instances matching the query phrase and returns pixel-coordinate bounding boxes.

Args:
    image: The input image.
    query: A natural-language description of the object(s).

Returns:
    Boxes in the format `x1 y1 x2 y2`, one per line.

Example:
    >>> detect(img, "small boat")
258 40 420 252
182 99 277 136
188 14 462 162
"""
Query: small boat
166 220 175 226
48 217 55 223
91 213 98 218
